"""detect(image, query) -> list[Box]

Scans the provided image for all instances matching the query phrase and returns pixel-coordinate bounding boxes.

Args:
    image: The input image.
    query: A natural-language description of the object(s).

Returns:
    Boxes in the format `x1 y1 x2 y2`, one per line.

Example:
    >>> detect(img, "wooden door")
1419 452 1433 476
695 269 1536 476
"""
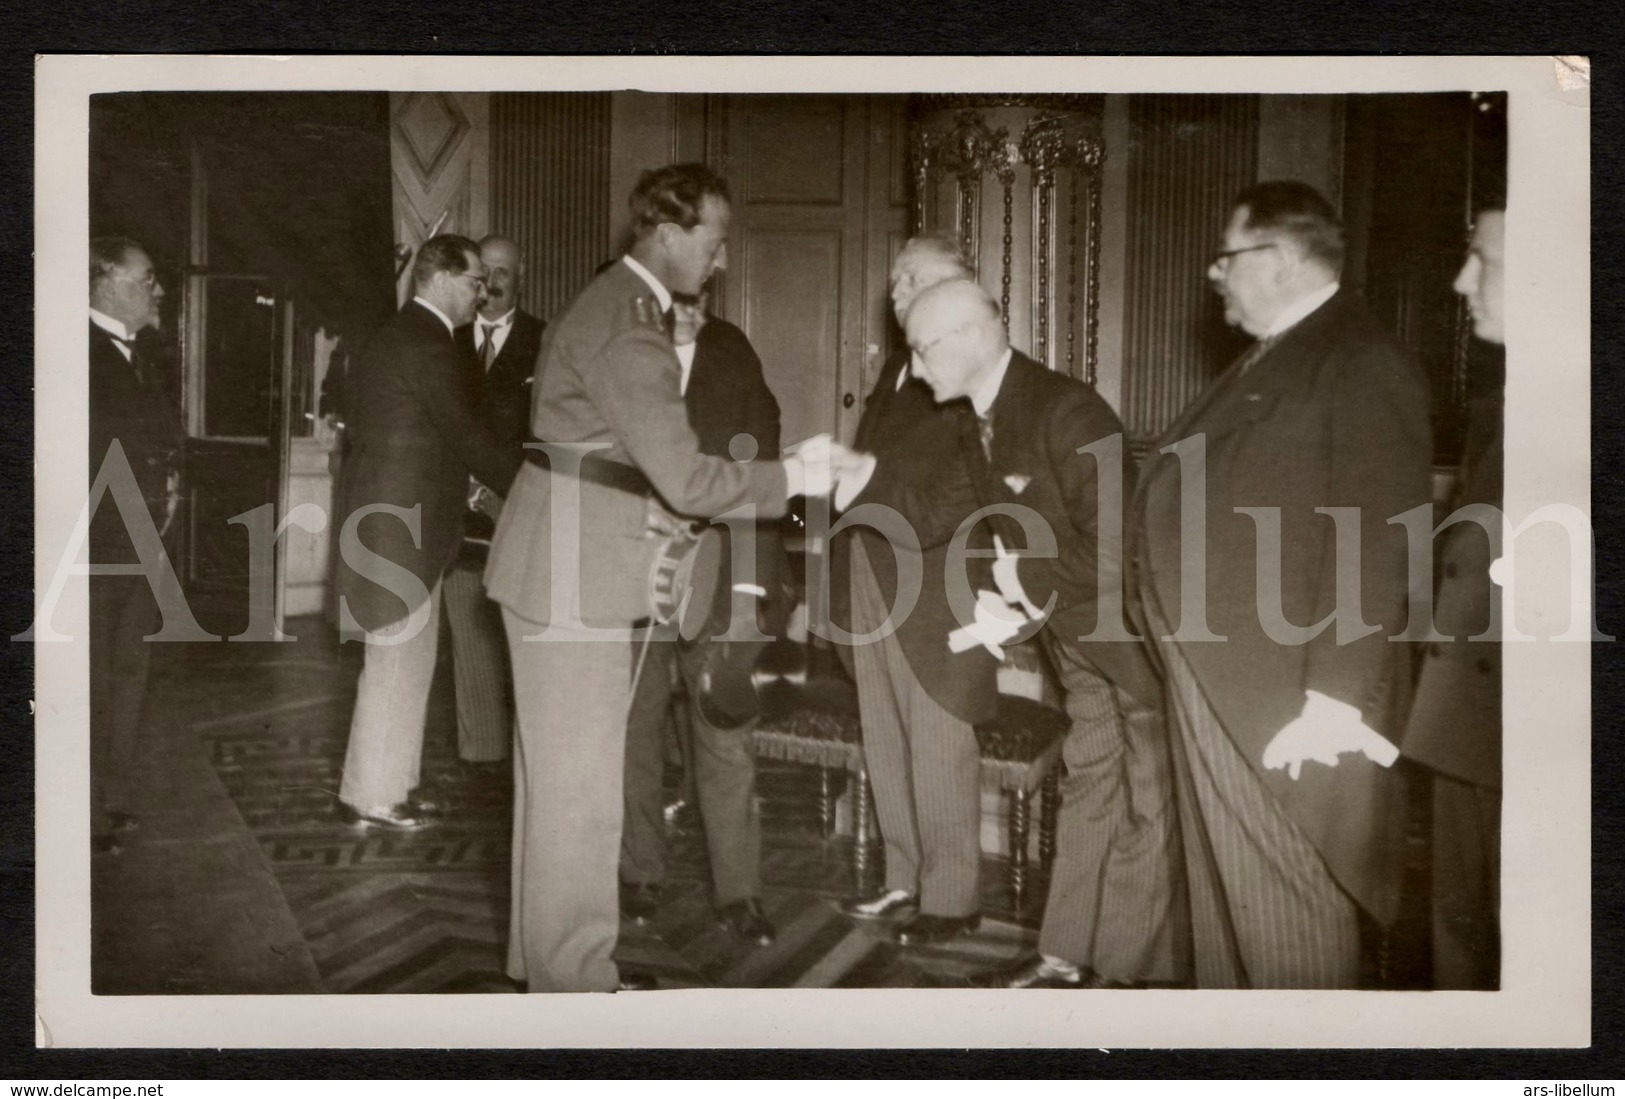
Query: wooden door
718 95 908 446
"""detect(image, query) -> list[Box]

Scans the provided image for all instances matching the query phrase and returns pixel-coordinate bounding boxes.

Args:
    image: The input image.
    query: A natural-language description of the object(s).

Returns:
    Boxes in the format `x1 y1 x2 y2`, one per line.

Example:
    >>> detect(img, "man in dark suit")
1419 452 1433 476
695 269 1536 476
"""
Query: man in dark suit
88 236 184 854
1128 181 1433 987
335 234 521 830
901 279 1190 989
618 284 788 946
1402 206 1504 990
827 236 999 947
443 234 544 767
483 164 848 993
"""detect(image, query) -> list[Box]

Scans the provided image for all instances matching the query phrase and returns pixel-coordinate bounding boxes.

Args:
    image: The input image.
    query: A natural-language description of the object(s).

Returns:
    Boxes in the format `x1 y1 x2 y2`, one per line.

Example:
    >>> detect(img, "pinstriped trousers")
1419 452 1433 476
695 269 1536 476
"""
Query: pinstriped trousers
850 542 981 917
441 561 515 762
1159 638 1363 988
1037 639 1190 984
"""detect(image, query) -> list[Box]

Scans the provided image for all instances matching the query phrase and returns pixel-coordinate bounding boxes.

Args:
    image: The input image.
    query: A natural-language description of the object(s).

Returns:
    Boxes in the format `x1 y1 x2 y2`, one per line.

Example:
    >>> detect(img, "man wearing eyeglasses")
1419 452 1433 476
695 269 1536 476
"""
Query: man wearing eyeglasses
1128 182 1432 987
334 233 521 832
88 236 184 854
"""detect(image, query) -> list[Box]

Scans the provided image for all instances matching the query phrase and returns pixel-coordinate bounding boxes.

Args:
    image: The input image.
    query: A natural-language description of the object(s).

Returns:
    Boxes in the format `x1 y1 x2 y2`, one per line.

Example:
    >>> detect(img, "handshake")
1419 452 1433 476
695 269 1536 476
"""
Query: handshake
783 433 877 501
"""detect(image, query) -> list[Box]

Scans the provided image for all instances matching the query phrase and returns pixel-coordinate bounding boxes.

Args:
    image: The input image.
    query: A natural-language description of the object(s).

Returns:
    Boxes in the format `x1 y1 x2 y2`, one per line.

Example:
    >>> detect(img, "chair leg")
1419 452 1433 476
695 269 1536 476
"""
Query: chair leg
818 766 836 840
1008 786 1030 911
851 766 877 887
1039 769 1060 874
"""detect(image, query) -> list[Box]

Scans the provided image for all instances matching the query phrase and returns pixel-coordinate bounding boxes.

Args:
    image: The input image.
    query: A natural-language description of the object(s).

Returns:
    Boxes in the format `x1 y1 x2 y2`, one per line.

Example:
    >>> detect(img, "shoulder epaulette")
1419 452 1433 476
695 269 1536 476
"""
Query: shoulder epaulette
629 293 666 333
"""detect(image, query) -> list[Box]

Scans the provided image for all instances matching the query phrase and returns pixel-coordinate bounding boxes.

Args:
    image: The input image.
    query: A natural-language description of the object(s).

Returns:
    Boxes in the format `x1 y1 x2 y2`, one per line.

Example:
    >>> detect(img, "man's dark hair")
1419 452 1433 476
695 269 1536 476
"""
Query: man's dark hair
90 235 143 288
411 233 481 289
628 164 730 242
1234 180 1345 273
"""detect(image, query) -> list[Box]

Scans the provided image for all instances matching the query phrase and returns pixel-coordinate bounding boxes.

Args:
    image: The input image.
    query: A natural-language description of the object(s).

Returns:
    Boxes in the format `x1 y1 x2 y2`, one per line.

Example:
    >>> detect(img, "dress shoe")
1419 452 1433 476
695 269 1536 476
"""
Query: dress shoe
966 955 1086 989
839 888 918 921
405 788 445 815
339 801 428 831
107 810 140 834
617 970 658 992
717 898 776 947
893 912 980 947
1078 972 1145 990
620 881 663 924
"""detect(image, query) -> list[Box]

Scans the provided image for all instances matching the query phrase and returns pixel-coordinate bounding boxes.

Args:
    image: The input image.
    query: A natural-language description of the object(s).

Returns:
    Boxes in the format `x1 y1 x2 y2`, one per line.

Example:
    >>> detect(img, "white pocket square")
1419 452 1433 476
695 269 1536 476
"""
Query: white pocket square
1003 473 1032 495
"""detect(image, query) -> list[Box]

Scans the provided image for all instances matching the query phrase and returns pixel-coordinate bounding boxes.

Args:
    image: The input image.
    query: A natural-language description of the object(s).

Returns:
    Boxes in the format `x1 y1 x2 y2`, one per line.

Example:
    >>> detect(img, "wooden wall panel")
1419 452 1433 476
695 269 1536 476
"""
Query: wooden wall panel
490 92 613 323
1120 94 1259 448
739 98 847 205
389 92 488 306
739 229 843 447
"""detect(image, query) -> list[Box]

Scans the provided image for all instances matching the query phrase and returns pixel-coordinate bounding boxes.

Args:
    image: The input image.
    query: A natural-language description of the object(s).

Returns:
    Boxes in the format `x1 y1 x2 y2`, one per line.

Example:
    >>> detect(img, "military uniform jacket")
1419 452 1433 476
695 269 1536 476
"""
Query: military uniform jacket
483 260 789 628
1129 290 1433 924
828 349 1000 726
337 300 520 632
969 352 1163 708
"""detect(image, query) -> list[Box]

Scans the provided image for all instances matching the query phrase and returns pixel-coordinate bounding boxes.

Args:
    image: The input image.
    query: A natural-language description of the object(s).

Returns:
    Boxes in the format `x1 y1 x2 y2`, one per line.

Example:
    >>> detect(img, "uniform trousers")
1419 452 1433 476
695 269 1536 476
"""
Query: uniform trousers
441 560 514 763
849 542 981 917
1037 638 1189 984
1157 631 1362 988
89 573 161 826
620 636 762 905
503 610 632 993
339 578 443 810
1431 775 1500 990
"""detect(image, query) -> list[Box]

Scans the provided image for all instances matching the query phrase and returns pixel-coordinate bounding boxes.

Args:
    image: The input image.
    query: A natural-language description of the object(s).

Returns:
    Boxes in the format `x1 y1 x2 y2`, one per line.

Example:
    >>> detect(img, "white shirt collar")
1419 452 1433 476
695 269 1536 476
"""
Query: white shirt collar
971 347 1015 417
412 296 456 336
1264 281 1339 339
477 308 515 331
90 308 134 343
621 255 673 313
675 340 698 395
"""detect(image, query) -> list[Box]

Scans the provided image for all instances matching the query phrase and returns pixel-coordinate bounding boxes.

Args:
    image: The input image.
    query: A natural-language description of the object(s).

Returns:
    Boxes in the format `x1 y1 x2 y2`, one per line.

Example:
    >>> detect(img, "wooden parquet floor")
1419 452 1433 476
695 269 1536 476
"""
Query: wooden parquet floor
113 617 1043 994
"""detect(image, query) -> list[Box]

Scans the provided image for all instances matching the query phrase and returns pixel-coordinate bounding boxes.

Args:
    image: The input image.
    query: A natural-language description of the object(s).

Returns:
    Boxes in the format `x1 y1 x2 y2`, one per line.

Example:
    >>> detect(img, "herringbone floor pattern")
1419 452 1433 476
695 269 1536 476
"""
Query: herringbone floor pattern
145 619 1044 994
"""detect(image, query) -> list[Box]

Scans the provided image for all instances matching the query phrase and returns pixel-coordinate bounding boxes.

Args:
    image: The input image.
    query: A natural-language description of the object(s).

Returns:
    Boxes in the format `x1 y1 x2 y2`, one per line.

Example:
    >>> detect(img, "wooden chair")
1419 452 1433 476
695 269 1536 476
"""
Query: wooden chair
751 679 1069 909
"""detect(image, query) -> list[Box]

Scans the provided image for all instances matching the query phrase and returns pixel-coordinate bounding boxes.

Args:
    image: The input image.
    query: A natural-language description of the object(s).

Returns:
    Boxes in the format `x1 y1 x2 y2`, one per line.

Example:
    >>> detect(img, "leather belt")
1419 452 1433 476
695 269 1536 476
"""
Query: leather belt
523 444 654 497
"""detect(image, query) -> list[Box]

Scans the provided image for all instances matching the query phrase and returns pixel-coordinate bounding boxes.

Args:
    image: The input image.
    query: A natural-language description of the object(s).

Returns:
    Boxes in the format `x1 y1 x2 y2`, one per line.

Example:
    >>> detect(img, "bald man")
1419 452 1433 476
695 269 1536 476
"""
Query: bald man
905 279 1188 989
1401 206 1505 989
444 234 545 767
827 237 1000 947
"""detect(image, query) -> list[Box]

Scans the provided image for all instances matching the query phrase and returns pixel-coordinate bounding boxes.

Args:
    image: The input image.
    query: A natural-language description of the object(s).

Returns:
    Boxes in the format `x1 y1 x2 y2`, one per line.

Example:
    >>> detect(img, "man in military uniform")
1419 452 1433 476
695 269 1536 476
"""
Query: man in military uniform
484 163 848 993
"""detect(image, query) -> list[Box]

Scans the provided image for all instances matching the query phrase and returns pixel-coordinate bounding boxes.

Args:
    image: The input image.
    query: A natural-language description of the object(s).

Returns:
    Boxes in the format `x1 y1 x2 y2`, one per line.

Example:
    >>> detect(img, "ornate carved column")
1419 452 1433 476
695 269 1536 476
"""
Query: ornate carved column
909 96 1105 382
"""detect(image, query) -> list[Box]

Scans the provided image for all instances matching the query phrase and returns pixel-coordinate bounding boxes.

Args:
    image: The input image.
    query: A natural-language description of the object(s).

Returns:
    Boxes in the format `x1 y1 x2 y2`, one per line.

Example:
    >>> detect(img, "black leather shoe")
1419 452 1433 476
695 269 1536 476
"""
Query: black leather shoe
1078 972 1145 990
405 787 445 815
717 898 776 946
893 912 980 947
617 970 658 992
620 881 663 924
839 889 918 921
966 955 1085 989
339 802 428 831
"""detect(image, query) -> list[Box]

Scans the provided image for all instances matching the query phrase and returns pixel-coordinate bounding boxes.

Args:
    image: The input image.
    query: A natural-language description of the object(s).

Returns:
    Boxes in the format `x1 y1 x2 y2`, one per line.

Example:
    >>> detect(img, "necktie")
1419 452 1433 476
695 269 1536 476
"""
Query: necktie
112 334 153 388
1233 333 1280 377
662 307 676 341
977 410 995 460
480 322 498 370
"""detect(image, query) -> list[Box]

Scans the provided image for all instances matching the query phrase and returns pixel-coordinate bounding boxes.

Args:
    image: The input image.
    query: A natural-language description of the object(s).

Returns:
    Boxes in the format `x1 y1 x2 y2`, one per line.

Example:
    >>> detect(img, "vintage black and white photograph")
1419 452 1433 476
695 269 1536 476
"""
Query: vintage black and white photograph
32 55 1590 1048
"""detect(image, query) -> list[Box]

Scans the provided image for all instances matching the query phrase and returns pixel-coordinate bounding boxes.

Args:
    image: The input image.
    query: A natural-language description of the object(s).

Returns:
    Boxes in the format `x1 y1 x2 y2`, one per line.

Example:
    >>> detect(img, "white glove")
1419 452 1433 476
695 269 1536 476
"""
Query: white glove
1261 689 1400 781
991 535 1043 620
947 589 1028 660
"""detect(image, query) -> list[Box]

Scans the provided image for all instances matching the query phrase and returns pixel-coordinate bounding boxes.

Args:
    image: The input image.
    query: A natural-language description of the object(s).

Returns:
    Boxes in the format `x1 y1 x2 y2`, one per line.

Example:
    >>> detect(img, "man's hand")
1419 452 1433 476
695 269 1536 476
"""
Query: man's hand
833 451 878 511
785 435 863 498
1261 690 1400 781
947 589 1028 660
